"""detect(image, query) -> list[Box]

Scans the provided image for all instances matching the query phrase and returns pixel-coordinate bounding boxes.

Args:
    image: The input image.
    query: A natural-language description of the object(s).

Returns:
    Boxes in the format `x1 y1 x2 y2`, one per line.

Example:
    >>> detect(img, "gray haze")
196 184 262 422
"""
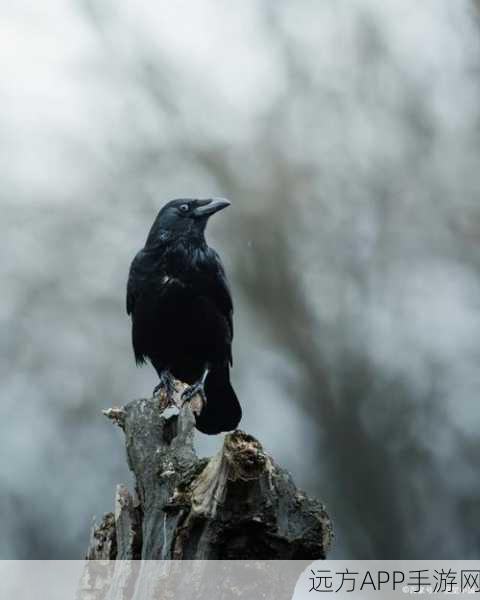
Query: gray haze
1 0 480 558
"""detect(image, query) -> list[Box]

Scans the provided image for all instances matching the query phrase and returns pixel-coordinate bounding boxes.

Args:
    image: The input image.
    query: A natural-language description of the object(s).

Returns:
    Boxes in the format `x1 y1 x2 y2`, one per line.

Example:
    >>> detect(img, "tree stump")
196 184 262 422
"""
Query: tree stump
78 382 333 598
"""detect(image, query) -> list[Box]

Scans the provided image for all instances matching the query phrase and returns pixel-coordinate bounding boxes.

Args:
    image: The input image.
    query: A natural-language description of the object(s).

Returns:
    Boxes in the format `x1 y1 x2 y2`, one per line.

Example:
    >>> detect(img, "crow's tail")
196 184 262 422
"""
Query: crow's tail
195 366 242 435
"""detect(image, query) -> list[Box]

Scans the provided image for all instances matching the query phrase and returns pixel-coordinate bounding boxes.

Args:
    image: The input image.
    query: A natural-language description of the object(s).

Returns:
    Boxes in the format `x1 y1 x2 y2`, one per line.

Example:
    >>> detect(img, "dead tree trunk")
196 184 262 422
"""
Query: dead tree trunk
79 383 332 596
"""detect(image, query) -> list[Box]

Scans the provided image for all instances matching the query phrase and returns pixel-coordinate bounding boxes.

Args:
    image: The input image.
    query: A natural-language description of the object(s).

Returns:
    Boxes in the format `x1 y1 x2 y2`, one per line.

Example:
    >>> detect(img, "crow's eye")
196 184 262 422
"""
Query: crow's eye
179 204 189 213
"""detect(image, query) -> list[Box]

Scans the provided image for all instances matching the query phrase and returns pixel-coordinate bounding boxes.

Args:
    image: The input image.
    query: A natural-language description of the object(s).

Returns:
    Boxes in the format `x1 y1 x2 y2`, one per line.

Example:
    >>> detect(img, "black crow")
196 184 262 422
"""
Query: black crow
126 198 242 434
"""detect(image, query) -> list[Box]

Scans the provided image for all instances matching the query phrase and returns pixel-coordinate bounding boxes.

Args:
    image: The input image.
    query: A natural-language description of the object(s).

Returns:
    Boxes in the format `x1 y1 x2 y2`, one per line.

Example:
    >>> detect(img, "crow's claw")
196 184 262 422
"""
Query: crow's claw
181 382 207 409
153 370 175 402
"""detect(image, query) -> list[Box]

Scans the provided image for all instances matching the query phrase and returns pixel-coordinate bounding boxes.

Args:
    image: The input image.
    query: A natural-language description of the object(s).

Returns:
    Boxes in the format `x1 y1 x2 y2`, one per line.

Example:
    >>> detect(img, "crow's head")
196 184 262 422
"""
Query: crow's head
146 198 231 245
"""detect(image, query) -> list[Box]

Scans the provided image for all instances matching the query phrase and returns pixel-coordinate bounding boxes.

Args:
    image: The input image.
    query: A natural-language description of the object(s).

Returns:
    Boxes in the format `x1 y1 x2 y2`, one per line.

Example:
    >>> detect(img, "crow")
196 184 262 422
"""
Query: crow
126 198 242 434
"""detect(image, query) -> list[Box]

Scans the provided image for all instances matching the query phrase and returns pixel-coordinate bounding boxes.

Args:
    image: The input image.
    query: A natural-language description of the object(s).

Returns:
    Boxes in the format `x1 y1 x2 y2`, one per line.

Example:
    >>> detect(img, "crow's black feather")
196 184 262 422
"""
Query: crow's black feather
126 198 241 434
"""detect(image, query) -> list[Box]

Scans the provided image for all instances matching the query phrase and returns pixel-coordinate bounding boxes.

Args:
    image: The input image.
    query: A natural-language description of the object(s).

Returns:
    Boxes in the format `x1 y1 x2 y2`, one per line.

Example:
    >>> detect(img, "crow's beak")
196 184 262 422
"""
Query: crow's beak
193 198 231 218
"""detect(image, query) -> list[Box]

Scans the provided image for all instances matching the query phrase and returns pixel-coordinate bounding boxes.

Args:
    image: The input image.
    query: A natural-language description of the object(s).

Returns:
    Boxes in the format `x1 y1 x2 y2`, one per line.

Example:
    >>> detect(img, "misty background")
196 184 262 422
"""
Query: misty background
1 0 480 559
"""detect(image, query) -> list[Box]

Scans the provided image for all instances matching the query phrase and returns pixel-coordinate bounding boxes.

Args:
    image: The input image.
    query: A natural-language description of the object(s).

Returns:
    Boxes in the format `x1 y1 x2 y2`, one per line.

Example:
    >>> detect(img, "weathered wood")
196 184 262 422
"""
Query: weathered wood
79 382 333 598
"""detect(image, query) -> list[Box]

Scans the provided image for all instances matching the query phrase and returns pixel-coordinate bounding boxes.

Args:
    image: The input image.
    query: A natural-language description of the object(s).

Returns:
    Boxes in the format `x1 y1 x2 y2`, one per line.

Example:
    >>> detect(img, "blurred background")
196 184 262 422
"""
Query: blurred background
1 0 480 559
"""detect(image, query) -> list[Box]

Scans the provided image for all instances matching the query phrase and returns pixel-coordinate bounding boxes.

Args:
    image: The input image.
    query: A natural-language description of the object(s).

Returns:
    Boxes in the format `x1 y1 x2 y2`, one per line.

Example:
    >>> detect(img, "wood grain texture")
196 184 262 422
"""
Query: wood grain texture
79 384 332 598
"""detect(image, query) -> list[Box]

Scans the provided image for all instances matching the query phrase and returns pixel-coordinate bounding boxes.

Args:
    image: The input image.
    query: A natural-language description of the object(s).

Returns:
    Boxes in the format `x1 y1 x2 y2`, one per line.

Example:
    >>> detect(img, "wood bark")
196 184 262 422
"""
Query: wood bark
78 382 333 598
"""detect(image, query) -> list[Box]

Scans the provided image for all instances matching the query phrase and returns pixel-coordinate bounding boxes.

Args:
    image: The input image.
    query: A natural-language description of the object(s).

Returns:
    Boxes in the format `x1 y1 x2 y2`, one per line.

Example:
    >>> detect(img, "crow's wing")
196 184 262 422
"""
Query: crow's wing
203 249 234 363
127 249 171 365
126 250 144 316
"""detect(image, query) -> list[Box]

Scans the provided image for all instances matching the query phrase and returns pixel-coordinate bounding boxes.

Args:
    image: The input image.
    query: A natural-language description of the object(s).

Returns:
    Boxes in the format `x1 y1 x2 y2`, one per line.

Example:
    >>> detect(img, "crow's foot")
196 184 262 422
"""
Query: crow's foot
153 370 176 403
181 381 207 410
